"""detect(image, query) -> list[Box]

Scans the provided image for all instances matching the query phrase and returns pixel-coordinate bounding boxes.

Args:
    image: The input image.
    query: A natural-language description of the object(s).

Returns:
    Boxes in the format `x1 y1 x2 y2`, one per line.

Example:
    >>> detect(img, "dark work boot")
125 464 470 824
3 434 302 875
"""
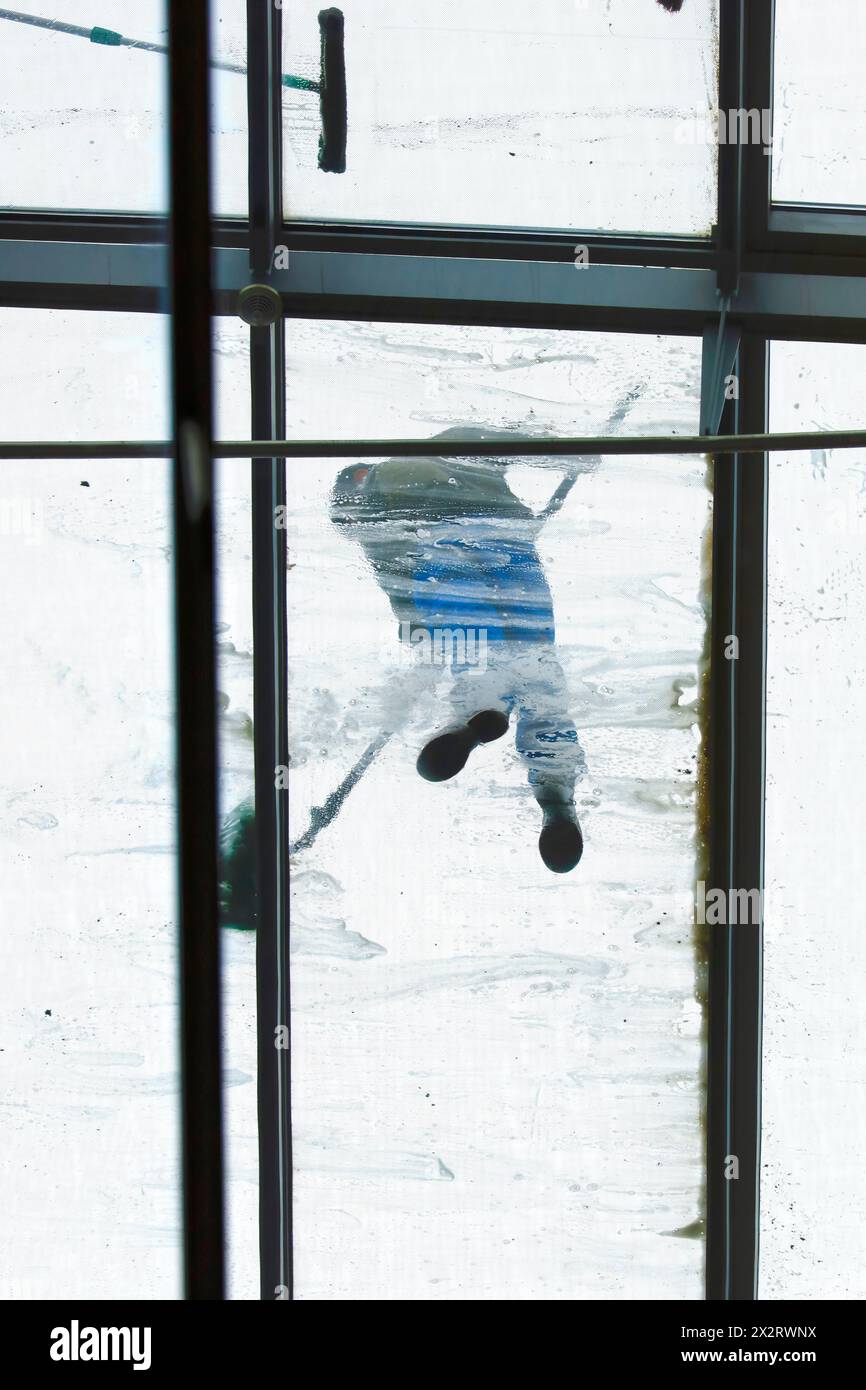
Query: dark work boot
538 801 584 874
416 709 509 783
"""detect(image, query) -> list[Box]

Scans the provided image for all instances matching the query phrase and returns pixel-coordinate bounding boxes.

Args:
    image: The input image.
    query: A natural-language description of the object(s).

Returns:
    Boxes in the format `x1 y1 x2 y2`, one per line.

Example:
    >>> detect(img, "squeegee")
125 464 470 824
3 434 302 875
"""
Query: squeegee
0 5 347 172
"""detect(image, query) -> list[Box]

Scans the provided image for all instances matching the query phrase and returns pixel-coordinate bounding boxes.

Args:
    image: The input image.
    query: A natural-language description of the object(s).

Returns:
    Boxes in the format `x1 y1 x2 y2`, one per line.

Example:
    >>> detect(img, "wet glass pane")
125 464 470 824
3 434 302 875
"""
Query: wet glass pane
0 309 256 1299
0 0 247 216
282 0 719 234
762 341 866 1299
0 466 179 1299
0 309 176 1298
0 307 171 440
772 0 866 207
211 327 260 1301
258 322 709 1299
215 458 259 1302
210 0 249 217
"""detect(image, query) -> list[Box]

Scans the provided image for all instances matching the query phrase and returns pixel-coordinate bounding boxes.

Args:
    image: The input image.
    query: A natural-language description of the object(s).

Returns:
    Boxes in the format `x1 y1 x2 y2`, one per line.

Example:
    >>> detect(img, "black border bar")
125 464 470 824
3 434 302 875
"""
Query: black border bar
169 0 225 1300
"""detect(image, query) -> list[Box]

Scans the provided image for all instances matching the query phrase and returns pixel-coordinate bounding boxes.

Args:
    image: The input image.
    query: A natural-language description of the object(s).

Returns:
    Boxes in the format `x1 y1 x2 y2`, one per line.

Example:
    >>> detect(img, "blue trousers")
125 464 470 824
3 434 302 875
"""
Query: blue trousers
403 526 585 806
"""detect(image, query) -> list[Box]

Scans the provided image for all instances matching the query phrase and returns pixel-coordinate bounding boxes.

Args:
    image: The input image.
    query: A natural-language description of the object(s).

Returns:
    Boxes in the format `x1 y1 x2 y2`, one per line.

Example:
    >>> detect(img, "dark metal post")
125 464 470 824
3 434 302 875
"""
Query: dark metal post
705 336 768 1300
716 0 746 295
741 0 775 255
168 0 225 1300
247 0 293 1300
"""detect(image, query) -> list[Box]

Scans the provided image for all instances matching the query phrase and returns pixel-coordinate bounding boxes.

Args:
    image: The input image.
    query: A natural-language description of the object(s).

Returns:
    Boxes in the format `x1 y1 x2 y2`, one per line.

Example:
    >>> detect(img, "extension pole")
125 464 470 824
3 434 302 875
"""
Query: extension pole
0 6 319 87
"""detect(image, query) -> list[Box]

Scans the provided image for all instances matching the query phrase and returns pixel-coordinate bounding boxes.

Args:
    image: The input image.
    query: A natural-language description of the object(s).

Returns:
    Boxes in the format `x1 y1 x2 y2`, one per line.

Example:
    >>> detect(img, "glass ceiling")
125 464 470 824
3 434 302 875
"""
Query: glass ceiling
2 0 865 1311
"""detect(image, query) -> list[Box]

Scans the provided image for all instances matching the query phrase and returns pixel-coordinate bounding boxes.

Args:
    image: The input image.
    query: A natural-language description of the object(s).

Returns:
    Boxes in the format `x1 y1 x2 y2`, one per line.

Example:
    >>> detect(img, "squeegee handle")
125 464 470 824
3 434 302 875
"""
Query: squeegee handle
0 6 268 78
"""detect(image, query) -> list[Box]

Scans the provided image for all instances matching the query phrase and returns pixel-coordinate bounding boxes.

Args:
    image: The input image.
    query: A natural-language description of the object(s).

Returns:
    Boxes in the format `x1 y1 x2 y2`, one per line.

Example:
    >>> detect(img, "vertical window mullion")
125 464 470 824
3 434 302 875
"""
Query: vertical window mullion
170 0 225 1302
247 0 293 1302
705 335 768 1300
742 0 775 253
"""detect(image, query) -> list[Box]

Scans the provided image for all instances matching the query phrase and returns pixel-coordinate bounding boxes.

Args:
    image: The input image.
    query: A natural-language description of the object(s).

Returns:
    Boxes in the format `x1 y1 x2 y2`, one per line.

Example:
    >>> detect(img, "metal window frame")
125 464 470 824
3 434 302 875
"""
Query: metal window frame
1 0 862 1303
705 337 768 1303
167 0 224 1303
247 0 293 1305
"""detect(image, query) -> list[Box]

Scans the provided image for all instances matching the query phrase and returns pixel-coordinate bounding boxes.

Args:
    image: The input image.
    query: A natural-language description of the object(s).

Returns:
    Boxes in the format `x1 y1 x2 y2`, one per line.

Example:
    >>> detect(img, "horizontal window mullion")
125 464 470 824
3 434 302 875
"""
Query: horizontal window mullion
2 427 866 461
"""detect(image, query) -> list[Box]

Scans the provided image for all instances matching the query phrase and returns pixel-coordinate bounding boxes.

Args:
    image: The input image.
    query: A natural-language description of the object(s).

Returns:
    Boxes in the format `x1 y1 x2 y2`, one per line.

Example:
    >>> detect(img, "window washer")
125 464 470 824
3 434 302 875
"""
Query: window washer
330 427 591 874
219 422 618 928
